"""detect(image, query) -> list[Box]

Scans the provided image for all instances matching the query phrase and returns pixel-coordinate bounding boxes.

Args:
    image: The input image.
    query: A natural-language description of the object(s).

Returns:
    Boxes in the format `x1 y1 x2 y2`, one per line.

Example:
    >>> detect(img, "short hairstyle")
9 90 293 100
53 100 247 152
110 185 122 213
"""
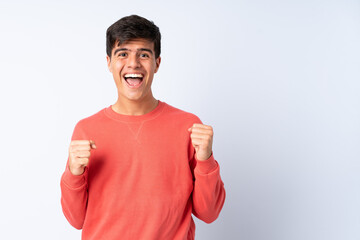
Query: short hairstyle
106 15 161 59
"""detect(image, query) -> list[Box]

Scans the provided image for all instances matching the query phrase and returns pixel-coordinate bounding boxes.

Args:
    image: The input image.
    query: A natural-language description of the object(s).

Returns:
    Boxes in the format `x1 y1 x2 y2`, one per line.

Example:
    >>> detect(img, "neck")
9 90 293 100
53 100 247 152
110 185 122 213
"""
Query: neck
112 96 158 116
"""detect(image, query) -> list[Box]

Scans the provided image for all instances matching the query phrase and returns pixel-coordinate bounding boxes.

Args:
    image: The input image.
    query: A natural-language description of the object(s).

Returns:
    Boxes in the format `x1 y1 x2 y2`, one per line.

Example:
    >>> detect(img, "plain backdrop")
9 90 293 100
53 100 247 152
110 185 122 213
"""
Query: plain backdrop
0 0 359 239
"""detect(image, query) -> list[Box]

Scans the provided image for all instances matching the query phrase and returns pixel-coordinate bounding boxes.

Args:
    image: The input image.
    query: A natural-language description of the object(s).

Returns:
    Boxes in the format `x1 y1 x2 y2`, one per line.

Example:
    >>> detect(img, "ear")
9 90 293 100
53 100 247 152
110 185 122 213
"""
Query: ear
154 56 161 73
106 55 112 72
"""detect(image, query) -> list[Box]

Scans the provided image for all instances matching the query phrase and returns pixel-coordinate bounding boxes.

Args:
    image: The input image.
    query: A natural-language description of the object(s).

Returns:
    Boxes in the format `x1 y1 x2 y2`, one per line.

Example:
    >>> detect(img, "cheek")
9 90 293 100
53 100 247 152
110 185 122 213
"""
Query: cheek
150 62 158 73
114 61 121 69
113 62 124 75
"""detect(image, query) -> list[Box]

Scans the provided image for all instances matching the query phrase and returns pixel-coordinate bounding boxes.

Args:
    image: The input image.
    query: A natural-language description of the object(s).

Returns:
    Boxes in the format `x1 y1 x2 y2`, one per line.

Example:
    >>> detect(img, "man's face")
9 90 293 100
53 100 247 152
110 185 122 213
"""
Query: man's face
107 38 161 103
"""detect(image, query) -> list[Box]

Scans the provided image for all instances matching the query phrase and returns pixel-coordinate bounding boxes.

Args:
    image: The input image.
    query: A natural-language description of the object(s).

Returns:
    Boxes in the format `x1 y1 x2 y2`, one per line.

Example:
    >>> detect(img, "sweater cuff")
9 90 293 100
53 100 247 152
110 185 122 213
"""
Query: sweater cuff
195 153 218 174
61 166 87 189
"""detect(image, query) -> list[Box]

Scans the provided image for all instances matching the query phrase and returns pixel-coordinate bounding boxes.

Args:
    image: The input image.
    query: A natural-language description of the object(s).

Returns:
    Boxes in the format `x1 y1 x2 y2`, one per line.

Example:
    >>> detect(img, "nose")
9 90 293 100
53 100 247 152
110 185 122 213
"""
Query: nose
127 53 141 69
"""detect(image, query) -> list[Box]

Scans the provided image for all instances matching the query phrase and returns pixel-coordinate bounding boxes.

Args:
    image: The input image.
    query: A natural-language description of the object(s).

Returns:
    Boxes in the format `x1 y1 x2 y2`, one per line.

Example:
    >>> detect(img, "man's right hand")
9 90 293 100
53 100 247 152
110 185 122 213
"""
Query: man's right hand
68 140 97 176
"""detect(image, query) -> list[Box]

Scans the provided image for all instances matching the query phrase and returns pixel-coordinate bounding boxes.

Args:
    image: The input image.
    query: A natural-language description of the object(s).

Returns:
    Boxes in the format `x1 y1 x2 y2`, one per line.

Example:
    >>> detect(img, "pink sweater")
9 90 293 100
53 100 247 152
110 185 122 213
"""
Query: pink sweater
60 101 226 239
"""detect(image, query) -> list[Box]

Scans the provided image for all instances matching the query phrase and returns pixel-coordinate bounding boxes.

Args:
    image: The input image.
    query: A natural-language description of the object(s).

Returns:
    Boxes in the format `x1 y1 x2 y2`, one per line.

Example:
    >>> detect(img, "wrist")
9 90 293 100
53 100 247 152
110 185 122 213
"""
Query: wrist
195 153 218 174
69 165 85 176
196 151 213 161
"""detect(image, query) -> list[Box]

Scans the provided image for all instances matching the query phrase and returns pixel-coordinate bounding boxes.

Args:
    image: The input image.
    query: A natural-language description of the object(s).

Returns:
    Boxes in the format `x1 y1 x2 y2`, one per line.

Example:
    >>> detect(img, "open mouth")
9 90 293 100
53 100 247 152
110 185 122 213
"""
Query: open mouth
124 73 144 88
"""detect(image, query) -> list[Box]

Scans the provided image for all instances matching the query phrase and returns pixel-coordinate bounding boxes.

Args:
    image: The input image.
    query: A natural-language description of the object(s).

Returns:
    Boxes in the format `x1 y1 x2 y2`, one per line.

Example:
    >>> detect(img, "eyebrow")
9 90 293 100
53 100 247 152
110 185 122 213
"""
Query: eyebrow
113 48 154 56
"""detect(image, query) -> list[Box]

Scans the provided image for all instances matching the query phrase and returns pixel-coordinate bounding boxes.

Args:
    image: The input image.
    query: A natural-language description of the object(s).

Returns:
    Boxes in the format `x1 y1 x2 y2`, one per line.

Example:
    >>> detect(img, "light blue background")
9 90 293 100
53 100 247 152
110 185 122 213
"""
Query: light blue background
0 0 359 239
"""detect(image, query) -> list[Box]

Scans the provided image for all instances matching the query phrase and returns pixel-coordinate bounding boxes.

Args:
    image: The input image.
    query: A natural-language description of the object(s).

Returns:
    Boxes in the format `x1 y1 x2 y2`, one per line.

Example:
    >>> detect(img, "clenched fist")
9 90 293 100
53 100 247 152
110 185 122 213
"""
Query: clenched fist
188 123 213 161
68 140 97 176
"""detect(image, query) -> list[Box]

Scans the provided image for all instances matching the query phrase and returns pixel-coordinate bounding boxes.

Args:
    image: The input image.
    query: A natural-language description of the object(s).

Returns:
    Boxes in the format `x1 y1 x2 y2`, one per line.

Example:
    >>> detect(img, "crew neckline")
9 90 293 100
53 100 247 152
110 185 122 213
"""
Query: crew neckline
103 100 165 122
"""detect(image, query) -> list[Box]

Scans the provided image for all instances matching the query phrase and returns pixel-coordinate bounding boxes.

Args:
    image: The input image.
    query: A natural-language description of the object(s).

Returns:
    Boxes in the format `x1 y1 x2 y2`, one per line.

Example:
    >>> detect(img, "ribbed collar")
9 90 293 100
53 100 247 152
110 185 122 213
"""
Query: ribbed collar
103 100 165 122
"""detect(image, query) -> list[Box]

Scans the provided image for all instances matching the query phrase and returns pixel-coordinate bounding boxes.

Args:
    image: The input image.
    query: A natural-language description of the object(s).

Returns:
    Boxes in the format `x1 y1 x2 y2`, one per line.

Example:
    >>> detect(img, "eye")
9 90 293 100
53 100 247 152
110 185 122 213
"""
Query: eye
118 52 127 57
140 53 150 58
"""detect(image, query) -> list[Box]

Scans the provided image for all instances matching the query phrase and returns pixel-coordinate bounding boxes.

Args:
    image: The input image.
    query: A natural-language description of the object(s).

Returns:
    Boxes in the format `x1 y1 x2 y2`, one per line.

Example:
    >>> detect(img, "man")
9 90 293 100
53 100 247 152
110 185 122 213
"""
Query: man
60 15 225 240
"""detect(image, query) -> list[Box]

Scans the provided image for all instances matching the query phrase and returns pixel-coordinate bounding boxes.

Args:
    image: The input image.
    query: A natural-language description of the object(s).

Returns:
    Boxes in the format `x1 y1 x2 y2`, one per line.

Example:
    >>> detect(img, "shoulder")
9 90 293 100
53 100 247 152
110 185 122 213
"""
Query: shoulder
73 107 108 130
162 102 202 125
70 107 108 140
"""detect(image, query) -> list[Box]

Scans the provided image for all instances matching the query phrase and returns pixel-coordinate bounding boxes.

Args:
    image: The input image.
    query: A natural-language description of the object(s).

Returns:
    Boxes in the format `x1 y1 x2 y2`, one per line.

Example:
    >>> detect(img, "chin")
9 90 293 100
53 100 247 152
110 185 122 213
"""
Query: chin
125 94 144 101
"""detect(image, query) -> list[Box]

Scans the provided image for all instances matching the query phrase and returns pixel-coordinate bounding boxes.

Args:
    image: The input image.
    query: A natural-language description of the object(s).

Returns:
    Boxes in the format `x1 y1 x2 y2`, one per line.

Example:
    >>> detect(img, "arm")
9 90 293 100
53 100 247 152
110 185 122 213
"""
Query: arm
60 122 95 229
189 123 226 223
60 163 88 229
191 154 226 223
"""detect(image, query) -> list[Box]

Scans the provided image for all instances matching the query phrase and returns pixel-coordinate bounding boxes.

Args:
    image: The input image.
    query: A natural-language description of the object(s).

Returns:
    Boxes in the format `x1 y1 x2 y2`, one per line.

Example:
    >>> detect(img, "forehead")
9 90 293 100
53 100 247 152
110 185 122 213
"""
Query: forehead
113 38 154 52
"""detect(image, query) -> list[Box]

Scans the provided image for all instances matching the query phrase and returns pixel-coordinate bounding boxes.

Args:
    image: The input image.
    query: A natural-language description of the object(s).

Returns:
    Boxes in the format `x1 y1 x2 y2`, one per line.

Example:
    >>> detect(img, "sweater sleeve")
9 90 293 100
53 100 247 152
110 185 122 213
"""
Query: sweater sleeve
60 121 89 229
191 150 226 223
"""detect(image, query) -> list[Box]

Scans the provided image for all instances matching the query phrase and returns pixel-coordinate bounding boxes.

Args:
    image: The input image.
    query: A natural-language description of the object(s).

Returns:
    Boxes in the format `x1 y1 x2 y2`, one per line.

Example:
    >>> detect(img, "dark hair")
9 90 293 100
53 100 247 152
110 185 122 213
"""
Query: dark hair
106 15 161 59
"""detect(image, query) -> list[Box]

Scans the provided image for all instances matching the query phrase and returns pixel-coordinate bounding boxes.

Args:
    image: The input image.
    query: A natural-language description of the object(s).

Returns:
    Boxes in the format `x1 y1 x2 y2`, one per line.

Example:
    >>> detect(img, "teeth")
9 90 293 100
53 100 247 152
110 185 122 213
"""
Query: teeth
124 73 143 78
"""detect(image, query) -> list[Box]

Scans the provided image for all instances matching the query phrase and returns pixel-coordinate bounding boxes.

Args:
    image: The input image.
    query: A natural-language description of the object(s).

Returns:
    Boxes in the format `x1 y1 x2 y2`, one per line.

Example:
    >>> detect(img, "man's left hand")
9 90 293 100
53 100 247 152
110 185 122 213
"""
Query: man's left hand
188 123 213 161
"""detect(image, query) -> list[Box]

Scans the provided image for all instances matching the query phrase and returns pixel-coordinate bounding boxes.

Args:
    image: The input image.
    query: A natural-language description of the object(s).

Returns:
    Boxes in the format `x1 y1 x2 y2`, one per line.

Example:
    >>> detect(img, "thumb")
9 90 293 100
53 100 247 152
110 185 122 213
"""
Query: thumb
90 140 97 149
193 142 200 153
